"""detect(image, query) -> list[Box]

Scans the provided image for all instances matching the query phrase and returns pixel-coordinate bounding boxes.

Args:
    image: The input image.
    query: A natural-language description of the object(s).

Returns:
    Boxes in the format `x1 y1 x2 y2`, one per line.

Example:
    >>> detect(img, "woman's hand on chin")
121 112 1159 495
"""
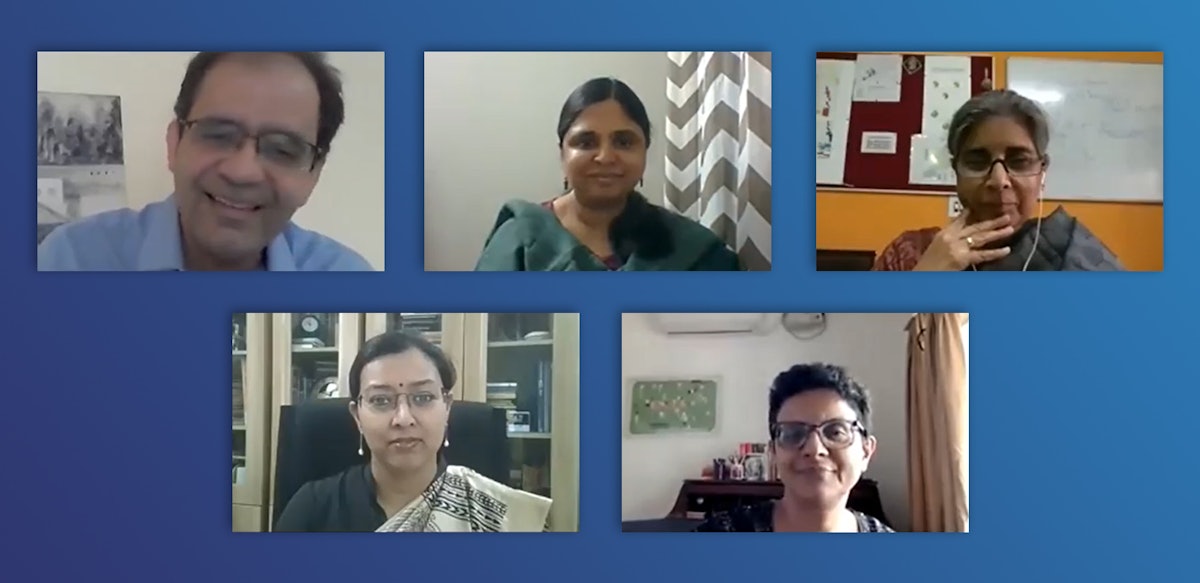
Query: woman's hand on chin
913 213 1013 271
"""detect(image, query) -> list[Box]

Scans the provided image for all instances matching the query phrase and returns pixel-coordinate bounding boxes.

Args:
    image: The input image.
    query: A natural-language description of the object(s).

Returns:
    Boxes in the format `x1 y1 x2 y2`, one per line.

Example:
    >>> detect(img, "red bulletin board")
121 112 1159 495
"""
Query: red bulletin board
816 52 995 194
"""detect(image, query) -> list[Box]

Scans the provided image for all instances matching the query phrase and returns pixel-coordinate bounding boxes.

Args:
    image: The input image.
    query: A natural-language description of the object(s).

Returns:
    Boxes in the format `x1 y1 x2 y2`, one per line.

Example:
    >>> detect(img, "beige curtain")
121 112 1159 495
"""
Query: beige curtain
906 313 968 532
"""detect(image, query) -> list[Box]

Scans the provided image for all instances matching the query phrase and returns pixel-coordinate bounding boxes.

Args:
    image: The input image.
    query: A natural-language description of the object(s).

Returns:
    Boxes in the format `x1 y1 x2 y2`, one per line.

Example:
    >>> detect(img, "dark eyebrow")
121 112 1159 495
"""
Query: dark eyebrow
406 380 438 390
364 379 437 391
568 128 641 142
257 124 313 143
190 116 312 143
962 145 1036 157
778 417 854 425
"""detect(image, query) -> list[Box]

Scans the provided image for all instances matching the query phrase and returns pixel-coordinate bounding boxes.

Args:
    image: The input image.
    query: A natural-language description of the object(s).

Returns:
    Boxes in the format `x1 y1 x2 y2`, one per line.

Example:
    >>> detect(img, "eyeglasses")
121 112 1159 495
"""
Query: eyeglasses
358 390 447 415
954 154 1045 179
771 419 865 450
178 118 323 172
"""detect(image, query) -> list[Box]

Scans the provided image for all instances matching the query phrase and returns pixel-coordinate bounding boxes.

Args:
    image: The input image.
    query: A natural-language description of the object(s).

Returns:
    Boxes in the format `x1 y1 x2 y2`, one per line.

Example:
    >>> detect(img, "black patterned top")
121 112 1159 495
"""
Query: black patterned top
694 501 895 532
273 463 552 532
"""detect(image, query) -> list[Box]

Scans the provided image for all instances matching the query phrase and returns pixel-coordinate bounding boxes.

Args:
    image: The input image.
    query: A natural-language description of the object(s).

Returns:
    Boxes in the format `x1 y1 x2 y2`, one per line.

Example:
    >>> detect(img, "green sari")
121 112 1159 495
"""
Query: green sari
474 194 742 271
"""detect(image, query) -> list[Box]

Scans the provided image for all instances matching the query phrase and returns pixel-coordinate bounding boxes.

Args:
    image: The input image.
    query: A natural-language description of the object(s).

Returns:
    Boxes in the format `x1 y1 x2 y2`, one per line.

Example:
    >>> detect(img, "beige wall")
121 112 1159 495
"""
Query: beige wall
423 51 670 271
37 51 386 269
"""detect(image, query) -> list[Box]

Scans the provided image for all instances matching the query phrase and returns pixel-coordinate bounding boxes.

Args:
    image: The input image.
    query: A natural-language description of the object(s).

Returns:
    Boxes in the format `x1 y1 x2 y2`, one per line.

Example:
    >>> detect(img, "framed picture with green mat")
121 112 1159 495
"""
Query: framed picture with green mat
629 378 718 435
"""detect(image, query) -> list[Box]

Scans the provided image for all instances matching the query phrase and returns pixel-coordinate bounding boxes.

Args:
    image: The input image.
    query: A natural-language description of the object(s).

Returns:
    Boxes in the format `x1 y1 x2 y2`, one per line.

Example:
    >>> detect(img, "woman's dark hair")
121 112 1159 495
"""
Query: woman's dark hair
556 77 672 260
768 363 872 435
556 77 652 149
947 89 1051 164
348 330 457 402
174 52 345 157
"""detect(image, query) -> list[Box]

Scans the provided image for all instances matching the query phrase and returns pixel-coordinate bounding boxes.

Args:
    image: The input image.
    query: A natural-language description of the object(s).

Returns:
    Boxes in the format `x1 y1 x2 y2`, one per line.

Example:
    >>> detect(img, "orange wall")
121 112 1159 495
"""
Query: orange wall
816 52 1164 271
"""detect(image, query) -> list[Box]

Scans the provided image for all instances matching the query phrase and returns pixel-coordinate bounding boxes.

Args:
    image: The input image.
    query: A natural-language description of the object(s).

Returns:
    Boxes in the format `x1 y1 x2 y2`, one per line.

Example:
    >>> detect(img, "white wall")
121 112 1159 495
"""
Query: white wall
423 51 670 271
621 312 915 531
37 51 386 269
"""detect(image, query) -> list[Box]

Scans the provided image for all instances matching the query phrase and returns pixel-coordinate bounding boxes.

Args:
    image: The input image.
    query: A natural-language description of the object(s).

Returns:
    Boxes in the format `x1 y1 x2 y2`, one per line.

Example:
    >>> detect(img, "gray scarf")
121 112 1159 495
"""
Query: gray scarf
976 206 1125 271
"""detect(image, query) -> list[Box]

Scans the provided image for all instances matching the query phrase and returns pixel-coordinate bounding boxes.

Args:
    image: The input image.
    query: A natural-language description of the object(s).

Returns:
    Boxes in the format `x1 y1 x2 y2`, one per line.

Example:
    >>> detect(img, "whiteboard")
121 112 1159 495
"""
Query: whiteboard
1006 58 1162 203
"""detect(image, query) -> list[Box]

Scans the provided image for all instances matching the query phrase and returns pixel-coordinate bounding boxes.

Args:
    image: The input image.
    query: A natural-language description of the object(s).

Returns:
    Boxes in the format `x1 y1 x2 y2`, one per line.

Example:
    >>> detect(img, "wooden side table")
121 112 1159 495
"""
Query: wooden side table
667 478 893 528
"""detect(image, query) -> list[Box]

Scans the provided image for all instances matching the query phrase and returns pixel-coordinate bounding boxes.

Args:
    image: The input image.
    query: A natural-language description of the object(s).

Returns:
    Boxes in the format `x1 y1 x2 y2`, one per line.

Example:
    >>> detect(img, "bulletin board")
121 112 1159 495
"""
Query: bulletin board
816 52 995 194
629 379 717 435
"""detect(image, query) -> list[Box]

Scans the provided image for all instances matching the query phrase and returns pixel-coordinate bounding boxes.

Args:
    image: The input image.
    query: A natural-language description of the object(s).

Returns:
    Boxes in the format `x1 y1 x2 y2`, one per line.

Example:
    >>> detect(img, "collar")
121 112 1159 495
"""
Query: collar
135 194 298 271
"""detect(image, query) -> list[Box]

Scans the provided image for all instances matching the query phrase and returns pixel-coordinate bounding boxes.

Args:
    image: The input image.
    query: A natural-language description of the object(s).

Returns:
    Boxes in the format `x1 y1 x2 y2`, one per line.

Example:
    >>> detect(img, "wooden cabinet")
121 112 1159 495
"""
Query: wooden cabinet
459 313 579 532
231 313 270 532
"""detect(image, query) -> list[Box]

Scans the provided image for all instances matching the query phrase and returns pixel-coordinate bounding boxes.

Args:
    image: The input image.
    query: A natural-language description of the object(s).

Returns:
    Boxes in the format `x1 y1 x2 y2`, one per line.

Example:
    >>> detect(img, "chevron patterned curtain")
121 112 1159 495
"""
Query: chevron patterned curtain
665 52 772 271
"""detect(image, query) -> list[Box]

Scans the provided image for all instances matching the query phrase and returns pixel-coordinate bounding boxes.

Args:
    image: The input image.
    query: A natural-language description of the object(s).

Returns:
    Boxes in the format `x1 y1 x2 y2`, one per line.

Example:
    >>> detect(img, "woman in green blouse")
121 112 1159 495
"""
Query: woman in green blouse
474 77 742 272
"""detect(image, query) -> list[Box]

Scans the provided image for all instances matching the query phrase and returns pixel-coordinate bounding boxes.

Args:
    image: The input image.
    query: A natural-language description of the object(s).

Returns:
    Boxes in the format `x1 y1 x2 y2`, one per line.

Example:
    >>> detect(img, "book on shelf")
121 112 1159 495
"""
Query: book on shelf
390 313 442 340
486 382 518 408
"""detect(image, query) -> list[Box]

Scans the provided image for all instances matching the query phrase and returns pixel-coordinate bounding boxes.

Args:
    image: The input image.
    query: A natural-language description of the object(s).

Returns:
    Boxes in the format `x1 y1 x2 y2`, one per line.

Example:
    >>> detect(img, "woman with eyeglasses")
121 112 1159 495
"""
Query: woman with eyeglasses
273 331 552 532
695 363 893 532
872 89 1124 271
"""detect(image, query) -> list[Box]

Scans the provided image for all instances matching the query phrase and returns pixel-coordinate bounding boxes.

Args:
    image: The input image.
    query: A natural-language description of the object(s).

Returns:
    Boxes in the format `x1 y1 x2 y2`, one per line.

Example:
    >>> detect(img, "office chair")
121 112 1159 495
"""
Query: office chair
271 397 509 526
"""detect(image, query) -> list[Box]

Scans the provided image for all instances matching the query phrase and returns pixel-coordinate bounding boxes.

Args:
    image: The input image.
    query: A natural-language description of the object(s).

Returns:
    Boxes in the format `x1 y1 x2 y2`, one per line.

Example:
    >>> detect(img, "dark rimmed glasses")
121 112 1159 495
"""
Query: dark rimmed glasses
178 117 324 172
954 153 1045 179
358 390 448 415
771 419 866 450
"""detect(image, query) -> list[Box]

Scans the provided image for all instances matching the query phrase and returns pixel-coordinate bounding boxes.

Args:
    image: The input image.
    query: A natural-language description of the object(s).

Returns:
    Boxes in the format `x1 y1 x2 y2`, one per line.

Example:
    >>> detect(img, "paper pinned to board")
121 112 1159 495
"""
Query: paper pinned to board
861 131 897 154
921 55 972 146
909 134 955 186
853 54 902 102
816 59 856 184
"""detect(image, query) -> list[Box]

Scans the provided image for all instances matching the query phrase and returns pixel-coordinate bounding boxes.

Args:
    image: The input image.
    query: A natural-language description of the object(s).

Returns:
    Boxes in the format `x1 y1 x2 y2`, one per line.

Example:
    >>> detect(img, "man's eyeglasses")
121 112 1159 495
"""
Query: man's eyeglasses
771 419 866 450
358 390 447 415
954 154 1045 179
178 118 323 172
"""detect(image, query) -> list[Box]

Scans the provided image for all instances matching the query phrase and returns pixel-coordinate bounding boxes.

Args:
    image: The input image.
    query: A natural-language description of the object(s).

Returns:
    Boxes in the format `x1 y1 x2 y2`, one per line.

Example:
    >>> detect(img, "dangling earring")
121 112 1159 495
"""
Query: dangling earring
357 434 365 456
562 178 568 191
639 177 644 187
444 437 450 447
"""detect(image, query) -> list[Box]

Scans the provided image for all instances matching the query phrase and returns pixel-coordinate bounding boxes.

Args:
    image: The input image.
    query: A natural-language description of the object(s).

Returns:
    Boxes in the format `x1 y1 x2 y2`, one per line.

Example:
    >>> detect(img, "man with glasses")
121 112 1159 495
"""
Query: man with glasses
37 52 373 271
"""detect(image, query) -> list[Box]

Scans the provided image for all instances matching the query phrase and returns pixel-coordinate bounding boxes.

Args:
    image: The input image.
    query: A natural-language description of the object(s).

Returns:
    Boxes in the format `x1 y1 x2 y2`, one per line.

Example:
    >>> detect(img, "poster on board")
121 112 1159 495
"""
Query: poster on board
816 59 855 184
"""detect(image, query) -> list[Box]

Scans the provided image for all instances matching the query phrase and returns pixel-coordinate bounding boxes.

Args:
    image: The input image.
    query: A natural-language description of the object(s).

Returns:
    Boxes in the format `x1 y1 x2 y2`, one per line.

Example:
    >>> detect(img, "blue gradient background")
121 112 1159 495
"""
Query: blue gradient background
5 0 1190 580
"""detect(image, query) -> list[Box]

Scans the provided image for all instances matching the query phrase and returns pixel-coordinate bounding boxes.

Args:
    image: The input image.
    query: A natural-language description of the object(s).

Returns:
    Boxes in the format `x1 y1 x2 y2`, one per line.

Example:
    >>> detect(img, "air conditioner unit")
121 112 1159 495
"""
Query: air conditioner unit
646 313 779 336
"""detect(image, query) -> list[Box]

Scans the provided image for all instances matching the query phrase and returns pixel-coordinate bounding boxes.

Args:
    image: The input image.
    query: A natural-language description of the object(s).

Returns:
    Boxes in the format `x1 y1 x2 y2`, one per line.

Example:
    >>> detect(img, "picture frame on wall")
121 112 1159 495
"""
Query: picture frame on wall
627 377 719 435
36 91 128 244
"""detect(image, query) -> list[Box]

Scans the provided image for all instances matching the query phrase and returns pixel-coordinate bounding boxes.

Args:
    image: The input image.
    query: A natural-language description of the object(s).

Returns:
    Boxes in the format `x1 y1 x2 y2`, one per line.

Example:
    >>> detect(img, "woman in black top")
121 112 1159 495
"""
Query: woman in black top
273 331 551 532
696 363 894 532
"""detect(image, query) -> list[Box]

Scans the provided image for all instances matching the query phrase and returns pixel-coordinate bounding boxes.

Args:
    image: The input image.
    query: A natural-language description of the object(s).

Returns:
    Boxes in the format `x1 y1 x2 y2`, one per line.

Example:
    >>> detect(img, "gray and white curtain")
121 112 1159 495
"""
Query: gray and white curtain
665 52 772 271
